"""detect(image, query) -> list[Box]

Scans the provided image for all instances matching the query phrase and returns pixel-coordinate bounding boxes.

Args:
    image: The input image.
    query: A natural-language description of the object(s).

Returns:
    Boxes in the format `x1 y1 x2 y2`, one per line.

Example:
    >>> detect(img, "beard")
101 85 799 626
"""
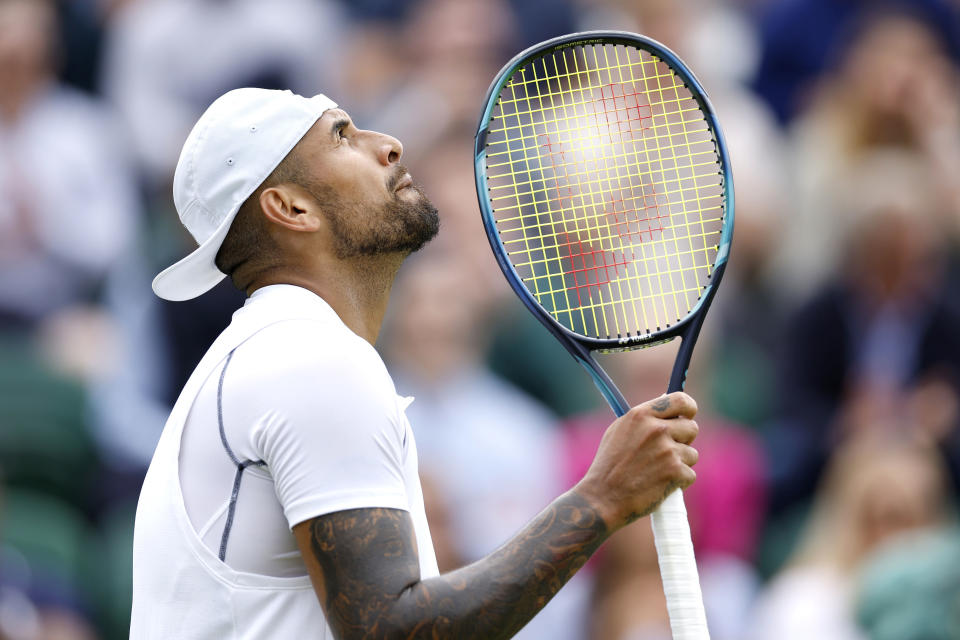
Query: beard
310 171 440 260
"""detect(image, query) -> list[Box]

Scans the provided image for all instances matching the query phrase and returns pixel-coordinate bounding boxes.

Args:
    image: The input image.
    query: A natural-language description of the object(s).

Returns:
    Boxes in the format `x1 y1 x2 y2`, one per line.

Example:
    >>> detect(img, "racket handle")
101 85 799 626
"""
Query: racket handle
650 489 710 639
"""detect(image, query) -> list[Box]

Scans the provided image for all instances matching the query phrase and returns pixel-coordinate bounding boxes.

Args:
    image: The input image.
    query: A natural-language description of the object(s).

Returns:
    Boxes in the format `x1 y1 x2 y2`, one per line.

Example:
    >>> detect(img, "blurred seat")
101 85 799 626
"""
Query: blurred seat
0 338 97 506
89 500 136 640
0 486 96 612
755 501 811 580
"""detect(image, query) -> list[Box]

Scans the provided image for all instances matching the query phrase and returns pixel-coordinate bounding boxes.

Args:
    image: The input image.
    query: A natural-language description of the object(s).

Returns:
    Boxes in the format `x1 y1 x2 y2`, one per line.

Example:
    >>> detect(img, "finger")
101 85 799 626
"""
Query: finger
667 418 699 445
677 443 699 467
676 464 697 490
640 392 698 419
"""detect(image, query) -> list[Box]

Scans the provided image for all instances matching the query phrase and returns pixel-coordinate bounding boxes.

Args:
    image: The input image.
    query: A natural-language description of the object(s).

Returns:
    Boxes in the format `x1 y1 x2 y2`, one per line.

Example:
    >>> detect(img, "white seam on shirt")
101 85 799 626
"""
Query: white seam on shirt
196 501 229 540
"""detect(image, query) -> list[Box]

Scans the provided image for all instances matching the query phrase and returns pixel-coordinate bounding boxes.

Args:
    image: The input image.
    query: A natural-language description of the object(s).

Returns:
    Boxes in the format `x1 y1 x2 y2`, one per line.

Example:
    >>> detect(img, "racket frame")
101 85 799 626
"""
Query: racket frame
474 30 733 408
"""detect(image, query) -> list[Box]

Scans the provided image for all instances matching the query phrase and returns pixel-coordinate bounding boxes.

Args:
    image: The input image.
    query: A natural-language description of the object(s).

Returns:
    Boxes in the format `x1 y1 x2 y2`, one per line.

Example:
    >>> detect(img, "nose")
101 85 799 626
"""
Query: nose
374 131 402 166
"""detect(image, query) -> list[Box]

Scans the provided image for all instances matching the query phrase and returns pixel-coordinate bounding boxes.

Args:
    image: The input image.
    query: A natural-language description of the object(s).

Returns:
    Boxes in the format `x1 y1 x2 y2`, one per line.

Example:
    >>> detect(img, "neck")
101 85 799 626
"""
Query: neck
249 252 406 345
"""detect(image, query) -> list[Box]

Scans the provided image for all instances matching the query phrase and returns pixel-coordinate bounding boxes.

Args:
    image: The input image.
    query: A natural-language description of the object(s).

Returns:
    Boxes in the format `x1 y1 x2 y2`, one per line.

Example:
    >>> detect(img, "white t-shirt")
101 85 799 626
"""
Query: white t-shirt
131 285 438 639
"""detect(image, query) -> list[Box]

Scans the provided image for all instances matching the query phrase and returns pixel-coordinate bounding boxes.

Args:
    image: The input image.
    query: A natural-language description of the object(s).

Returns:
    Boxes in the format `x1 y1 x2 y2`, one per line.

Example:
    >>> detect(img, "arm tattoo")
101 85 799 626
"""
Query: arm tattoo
306 492 608 639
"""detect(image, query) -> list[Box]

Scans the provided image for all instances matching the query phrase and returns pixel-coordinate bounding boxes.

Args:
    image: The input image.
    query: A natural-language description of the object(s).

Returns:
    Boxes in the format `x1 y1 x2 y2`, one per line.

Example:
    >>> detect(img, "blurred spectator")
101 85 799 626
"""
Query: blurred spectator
855 527 960 640
0 0 161 526
382 254 590 640
337 0 416 22
337 20 408 125
563 343 766 640
769 150 960 512
752 0 960 123
574 0 792 428
409 128 601 416
84 255 171 485
383 254 562 565
587 515 671 640
706 78 790 429
0 15 146 622
775 7 960 295
0 478 100 640
57 0 105 93
101 0 348 191
576 0 761 92
417 472 465 575
507 0 577 48
357 0 517 162
0 0 138 327
405 131 506 300
748 437 953 640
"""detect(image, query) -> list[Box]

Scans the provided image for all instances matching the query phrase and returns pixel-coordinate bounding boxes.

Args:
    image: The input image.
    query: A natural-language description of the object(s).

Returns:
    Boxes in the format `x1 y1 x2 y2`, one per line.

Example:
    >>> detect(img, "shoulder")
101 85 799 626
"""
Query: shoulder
235 321 410 489
233 317 397 402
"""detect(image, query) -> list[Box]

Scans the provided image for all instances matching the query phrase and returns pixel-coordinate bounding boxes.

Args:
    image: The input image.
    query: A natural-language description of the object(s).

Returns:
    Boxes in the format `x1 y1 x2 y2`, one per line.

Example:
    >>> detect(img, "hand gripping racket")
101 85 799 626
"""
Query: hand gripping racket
474 31 733 639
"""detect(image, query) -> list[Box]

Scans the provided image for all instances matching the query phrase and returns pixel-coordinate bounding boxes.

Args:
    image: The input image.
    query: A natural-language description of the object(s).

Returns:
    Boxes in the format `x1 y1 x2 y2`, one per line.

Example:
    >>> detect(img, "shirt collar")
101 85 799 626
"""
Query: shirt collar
241 284 343 324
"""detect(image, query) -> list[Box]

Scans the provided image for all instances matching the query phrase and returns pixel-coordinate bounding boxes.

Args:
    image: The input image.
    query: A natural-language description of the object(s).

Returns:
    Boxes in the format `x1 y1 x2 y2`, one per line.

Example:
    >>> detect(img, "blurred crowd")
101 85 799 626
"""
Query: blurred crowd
1 0 960 638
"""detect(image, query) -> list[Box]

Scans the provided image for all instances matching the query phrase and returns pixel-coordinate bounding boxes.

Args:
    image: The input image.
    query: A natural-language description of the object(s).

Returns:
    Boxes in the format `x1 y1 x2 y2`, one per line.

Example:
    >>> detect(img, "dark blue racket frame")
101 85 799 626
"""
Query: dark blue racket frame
474 30 734 416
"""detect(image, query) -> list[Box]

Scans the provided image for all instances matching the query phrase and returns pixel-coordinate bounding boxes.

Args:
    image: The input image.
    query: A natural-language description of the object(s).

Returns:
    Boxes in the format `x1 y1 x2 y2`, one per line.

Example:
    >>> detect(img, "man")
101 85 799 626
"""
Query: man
0 0 138 324
131 88 700 639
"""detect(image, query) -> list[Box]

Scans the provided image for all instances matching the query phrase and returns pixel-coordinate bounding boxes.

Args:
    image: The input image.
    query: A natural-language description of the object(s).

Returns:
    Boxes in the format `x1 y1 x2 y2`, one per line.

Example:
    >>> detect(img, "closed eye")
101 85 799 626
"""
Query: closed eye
333 118 349 142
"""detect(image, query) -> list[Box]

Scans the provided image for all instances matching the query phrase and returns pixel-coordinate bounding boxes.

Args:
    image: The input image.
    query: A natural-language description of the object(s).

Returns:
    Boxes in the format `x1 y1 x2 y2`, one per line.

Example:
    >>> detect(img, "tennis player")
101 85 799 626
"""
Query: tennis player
130 88 700 639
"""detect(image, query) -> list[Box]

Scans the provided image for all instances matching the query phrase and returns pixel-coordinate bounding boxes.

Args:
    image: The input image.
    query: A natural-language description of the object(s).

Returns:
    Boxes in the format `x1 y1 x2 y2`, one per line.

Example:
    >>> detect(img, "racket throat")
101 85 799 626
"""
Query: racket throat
667 312 707 394
573 347 630 417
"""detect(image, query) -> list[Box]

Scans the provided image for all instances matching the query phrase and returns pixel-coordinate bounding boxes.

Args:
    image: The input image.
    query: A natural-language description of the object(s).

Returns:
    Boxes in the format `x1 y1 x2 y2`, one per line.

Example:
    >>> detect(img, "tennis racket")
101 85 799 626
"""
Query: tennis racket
473 31 733 639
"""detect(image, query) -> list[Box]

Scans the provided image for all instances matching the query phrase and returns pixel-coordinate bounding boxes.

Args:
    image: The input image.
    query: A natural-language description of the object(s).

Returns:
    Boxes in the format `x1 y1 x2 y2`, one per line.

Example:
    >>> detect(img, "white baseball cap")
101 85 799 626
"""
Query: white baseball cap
152 88 337 301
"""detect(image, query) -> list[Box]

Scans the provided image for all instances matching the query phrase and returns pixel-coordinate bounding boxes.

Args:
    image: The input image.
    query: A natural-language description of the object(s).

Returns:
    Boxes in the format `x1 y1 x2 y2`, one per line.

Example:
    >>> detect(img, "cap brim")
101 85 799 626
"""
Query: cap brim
152 211 235 301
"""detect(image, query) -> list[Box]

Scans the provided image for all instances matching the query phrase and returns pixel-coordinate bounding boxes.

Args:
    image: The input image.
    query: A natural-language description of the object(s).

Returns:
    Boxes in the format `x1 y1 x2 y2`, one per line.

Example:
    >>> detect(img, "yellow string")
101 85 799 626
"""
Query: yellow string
568 45 597 331
484 43 724 338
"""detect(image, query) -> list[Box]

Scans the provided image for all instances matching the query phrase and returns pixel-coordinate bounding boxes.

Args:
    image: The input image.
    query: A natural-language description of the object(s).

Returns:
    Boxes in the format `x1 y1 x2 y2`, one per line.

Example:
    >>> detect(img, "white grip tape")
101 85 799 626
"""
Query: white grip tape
650 489 710 639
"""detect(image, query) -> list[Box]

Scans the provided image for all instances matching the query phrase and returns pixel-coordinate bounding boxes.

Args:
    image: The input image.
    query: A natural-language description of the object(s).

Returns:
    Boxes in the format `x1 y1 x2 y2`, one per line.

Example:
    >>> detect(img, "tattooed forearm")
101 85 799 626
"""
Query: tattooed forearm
300 491 609 640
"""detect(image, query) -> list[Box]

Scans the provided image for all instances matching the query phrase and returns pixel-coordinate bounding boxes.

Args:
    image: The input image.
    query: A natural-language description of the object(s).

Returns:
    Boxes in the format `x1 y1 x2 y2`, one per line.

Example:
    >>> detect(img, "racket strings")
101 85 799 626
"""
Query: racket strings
484 43 725 340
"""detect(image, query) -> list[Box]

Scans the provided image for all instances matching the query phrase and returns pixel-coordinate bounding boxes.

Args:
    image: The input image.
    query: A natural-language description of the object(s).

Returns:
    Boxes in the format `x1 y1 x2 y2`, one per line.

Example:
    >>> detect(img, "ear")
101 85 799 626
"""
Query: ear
259 185 323 232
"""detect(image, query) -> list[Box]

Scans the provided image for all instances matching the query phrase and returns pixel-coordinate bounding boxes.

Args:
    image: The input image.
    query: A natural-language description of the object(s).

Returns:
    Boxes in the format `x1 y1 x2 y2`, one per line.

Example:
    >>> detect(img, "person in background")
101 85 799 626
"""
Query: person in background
0 0 137 329
769 150 960 512
0 475 99 640
775 6 960 296
0 2 144 626
382 254 589 640
355 0 517 163
855 526 960 640
752 0 960 124
408 129 603 418
563 342 767 640
573 0 793 429
748 436 953 640
100 0 348 194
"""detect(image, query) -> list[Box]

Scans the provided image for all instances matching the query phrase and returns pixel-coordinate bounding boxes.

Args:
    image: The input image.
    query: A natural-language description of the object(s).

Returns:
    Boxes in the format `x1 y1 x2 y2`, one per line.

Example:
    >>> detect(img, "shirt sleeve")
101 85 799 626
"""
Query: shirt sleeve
247 326 409 529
